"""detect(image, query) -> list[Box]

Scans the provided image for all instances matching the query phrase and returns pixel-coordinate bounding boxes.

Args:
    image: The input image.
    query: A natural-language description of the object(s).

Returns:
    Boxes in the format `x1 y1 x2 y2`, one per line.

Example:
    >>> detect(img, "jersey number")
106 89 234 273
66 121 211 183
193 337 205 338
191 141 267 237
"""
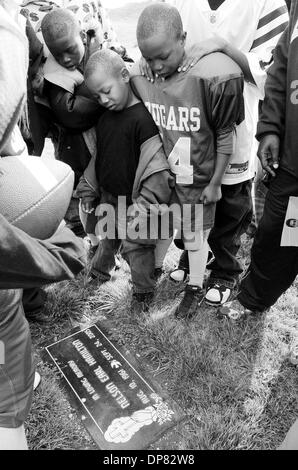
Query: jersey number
168 137 193 184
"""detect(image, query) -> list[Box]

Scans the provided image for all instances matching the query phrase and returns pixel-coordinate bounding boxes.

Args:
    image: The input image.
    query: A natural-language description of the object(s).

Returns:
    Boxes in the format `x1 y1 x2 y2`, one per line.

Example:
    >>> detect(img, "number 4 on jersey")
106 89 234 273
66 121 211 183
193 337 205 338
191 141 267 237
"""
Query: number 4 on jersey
168 137 193 184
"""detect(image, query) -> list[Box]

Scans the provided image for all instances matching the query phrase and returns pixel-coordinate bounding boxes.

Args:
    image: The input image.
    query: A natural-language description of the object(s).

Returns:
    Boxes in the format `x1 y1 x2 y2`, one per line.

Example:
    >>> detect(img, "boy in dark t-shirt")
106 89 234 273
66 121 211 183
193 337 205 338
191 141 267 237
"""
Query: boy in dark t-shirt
76 49 174 311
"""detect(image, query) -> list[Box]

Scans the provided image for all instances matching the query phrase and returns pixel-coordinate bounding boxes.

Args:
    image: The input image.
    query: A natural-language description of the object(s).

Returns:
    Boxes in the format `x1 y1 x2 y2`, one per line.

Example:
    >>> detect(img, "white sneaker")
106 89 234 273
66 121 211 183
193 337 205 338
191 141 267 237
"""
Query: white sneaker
169 268 189 283
205 283 232 306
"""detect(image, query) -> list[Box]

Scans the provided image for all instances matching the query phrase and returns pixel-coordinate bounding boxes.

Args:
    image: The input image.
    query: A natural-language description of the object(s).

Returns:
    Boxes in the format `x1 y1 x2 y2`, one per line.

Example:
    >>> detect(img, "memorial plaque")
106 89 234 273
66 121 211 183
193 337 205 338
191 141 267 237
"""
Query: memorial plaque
44 324 185 450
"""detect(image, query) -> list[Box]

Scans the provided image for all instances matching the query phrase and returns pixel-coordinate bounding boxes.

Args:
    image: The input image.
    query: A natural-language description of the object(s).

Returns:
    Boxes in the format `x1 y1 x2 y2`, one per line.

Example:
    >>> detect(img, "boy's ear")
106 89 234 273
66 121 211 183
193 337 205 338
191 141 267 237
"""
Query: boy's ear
120 66 130 82
80 30 87 45
181 31 187 46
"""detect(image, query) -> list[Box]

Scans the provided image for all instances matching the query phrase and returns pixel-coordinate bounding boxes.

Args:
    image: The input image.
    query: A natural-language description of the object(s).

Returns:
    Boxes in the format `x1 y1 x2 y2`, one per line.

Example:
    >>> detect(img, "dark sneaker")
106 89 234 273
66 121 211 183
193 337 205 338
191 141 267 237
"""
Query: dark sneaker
132 292 154 313
174 284 204 320
205 283 232 306
217 299 257 320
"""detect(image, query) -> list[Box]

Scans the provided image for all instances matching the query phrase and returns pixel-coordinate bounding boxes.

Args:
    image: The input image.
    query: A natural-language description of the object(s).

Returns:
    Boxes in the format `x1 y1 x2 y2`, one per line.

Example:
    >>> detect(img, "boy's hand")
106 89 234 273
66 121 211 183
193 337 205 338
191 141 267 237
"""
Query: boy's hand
81 199 95 214
139 57 155 82
200 184 222 205
178 35 227 73
257 134 280 177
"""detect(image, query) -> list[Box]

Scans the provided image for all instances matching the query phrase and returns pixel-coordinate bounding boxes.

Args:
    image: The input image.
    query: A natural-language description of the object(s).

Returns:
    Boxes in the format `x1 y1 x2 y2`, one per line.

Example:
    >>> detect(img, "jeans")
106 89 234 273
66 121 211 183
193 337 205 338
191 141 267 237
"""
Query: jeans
207 180 253 288
238 169 298 311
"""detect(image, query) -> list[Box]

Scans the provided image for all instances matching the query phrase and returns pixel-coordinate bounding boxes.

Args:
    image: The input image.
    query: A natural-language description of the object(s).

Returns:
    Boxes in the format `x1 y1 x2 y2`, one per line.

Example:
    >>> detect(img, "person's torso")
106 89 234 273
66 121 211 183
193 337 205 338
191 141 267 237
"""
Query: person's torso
282 1 298 177
170 0 287 183
132 53 242 190
95 103 157 198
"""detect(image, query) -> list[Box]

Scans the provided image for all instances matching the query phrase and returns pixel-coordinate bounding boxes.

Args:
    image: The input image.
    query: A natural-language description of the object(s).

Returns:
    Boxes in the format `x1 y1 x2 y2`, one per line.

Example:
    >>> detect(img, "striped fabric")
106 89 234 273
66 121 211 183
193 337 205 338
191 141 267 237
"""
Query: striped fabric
251 3 288 51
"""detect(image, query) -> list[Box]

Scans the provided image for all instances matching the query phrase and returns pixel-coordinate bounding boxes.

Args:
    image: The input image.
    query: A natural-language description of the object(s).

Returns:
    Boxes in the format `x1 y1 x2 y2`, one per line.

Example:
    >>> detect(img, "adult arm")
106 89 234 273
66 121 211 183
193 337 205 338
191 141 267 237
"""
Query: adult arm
0 215 85 290
256 25 289 174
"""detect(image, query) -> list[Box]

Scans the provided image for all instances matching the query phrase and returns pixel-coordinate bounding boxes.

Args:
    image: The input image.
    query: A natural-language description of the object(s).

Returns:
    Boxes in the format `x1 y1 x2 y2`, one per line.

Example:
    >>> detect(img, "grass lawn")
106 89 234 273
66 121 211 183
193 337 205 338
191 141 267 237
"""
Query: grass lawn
26 236 298 450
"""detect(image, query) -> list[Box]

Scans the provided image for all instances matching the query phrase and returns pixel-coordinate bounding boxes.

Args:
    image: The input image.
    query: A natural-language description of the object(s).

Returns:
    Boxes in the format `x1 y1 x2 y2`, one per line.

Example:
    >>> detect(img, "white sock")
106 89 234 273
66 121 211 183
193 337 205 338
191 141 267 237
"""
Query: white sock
188 238 209 287
155 238 172 268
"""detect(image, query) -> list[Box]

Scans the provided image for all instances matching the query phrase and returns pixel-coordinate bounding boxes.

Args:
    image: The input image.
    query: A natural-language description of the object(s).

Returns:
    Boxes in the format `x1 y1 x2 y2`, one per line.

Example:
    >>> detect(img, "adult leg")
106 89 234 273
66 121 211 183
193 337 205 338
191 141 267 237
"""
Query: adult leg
0 291 34 450
237 170 298 311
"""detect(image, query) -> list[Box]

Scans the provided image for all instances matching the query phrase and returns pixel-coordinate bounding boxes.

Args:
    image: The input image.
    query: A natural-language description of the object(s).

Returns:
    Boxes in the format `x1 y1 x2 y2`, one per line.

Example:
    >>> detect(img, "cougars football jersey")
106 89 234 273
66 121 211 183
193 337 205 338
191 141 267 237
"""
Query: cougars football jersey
132 52 244 199
131 52 244 230
166 0 289 184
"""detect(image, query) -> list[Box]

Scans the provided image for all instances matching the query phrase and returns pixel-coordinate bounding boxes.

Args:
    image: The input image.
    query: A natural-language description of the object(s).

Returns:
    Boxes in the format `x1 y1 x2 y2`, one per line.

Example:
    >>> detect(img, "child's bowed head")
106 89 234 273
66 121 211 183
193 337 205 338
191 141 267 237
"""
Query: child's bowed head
136 3 186 79
85 49 132 111
41 8 85 71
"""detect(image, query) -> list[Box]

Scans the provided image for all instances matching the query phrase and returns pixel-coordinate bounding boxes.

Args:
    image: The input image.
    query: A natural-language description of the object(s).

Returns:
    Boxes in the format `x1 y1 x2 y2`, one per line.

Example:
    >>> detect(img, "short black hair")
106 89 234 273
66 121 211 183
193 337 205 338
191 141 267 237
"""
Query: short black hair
41 8 81 45
85 49 126 81
137 3 183 42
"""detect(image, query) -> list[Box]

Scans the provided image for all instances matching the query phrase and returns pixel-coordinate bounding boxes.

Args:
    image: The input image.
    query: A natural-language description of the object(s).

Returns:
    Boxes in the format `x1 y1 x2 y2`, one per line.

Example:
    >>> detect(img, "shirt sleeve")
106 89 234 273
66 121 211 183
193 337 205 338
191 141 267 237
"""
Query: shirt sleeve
246 0 288 97
0 215 85 290
256 25 289 140
136 107 160 147
45 81 104 131
207 75 245 135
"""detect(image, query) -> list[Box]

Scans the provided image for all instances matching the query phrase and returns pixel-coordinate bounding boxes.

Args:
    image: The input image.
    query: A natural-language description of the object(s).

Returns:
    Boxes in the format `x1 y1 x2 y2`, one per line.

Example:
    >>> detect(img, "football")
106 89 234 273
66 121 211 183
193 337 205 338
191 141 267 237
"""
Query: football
0 155 74 239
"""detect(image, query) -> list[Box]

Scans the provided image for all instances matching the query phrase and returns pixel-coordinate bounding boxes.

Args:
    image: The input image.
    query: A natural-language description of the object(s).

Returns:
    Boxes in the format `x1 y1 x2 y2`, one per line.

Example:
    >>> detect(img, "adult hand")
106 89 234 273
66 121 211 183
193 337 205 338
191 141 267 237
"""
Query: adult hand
200 183 222 205
257 134 280 177
178 35 227 73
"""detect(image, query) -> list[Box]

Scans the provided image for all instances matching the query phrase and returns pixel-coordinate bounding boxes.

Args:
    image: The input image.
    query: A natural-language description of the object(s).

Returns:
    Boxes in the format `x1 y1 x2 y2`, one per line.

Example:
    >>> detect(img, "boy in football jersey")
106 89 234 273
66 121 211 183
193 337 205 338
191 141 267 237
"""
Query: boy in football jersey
131 2 244 319
159 0 288 306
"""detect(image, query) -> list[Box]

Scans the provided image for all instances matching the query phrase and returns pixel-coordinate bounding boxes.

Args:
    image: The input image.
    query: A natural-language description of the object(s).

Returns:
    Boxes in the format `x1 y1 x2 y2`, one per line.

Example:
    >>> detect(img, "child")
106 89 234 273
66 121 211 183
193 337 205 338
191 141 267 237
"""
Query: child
40 8 131 236
76 49 174 311
131 2 245 319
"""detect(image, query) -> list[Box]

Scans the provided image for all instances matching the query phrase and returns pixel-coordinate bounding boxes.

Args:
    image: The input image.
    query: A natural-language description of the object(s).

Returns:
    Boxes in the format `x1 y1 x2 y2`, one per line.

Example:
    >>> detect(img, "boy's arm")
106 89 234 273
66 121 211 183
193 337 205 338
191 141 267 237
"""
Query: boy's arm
76 173 98 214
0 215 85 290
200 129 235 204
201 73 244 204
45 81 104 131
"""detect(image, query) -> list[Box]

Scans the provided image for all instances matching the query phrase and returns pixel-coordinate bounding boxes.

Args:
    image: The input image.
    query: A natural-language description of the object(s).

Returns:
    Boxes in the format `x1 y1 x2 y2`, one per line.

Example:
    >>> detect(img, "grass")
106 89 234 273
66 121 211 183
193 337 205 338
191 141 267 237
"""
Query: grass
26 236 298 450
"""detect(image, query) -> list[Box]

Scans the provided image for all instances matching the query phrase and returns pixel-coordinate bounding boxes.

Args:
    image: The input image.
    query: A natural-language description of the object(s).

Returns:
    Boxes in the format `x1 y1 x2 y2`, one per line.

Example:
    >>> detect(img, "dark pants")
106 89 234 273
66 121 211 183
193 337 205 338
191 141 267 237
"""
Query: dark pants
207 180 253 288
90 191 156 294
65 196 86 238
22 288 46 316
238 169 298 311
